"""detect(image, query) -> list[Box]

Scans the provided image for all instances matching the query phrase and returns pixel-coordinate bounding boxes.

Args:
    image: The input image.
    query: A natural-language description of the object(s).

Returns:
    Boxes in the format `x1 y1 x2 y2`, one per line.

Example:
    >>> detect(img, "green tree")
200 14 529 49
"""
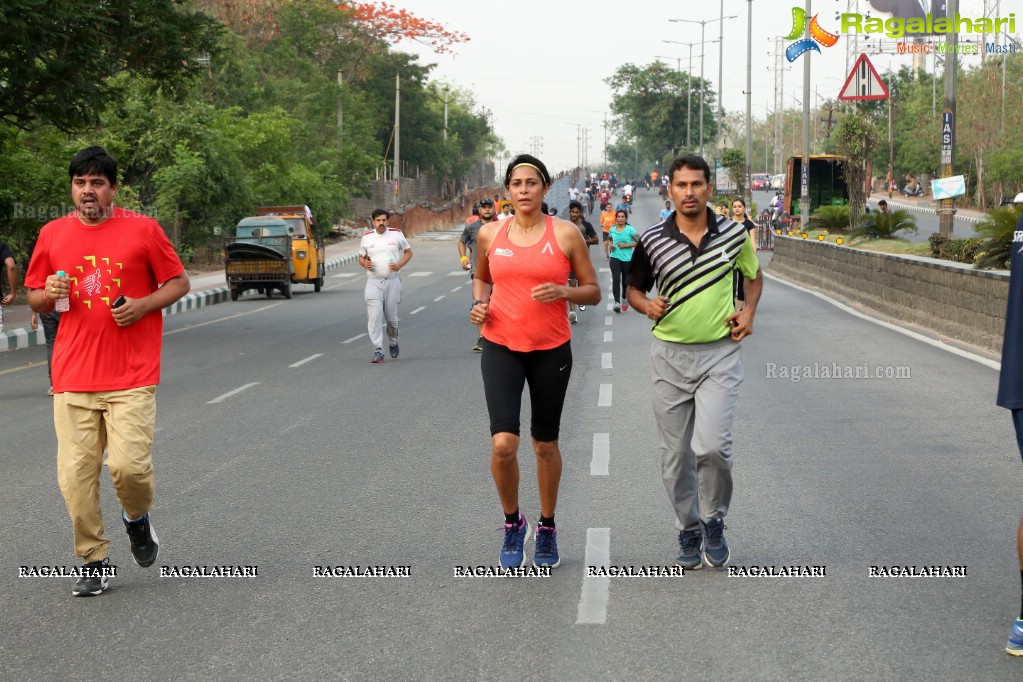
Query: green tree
0 0 221 132
832 112 881 230
720 148 746 196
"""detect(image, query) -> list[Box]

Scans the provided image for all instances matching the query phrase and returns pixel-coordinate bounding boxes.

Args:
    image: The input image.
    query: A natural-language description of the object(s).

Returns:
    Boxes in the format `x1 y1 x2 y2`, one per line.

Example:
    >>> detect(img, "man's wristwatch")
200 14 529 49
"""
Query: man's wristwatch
472 299 486 307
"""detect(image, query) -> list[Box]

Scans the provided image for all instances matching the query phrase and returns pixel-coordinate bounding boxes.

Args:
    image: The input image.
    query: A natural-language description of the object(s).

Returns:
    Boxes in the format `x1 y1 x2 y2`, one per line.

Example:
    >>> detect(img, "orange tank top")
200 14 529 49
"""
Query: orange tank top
483 215 571 352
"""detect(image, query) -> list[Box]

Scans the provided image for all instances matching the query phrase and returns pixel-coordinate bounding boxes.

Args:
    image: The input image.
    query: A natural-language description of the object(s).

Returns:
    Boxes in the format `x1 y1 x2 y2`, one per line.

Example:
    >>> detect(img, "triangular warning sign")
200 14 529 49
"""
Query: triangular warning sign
837 54 889 101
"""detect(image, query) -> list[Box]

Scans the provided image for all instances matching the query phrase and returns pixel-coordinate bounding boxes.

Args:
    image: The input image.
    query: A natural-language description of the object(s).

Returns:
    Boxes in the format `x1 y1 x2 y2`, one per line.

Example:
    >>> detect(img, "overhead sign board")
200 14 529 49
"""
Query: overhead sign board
838 54 889 101
932 175 965 200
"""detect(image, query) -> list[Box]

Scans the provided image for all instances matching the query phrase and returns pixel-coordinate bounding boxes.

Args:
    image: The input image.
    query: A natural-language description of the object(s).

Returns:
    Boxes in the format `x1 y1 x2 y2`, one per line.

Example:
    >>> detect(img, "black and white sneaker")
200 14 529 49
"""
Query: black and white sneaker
123 511 160 568
72 558 112 597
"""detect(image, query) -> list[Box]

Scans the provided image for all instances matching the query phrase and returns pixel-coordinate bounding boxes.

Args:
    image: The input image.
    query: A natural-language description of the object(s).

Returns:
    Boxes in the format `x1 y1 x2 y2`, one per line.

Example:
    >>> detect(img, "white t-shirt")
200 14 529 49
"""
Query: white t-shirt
359 228 410 279
568 187 580 201
622 184 634 196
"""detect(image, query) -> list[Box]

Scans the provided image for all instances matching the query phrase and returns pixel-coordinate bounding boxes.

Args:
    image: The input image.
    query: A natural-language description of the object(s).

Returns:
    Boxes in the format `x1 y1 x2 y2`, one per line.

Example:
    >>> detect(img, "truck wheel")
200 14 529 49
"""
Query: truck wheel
231 287 240 302
265 288 273 299
283 283 292 300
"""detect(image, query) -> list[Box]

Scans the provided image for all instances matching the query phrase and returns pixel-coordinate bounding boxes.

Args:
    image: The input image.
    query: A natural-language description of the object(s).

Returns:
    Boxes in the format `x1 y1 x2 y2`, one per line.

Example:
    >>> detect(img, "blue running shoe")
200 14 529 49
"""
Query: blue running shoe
702 517 730 568
533 526 560 568
500 514 531 569
1007 619 1023 656
676 529 703 570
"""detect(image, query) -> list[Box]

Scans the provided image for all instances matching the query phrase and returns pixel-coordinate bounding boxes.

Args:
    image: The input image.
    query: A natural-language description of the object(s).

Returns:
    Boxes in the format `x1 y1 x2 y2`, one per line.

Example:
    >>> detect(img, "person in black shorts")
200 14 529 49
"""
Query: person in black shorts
470 155 600 571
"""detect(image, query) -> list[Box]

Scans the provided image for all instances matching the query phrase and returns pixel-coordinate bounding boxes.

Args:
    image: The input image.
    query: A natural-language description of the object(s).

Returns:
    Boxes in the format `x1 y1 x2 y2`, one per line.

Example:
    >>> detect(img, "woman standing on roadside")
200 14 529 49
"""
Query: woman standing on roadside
604 209 639 314
470 154 601 571
731 197 758 306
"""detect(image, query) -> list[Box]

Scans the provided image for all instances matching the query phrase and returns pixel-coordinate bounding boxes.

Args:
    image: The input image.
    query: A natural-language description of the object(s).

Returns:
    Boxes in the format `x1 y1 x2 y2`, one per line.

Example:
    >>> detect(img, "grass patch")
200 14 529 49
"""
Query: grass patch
775 228 931 256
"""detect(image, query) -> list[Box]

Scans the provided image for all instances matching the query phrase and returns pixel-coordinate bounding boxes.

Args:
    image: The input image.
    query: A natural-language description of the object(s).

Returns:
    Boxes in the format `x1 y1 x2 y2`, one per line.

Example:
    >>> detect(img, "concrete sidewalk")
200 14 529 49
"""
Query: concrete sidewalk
1 240 362 353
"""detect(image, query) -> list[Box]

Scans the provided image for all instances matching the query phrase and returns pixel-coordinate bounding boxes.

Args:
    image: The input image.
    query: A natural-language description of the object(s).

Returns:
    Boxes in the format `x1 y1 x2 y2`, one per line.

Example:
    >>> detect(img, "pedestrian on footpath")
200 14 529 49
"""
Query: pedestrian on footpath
731 197 758 306
459 199 496 351
625 154 762 570
604 209 638 314
0 239 17 334
566 200 598 324
24 146 190 596
997 211 1023 656
470 154 600 570
358 209 412 363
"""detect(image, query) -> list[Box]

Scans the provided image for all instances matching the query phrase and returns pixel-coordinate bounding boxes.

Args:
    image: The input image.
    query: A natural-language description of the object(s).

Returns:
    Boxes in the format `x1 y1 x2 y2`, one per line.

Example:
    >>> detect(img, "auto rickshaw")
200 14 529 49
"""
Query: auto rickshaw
255 205 326 292
224 216 295 300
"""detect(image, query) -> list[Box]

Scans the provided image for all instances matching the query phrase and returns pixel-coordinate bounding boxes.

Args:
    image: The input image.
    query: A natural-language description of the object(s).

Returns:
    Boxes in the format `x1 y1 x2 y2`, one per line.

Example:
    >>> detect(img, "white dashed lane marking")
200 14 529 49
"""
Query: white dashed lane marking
208 382 261 404
575 528 610 625
598 384 612 407
342 333 367 344
591 433 610 476
605 316 613 326
331 273 358 278
288 354 323 368
601 353 612 369
408 271 432 277
603 331 613 343
433 295 445 302
410 306 426 315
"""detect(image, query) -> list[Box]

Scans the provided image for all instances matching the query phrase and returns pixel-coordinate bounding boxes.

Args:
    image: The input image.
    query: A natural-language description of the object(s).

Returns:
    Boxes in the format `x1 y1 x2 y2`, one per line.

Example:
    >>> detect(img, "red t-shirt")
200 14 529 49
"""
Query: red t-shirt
24 208 185 392
482 216 571 352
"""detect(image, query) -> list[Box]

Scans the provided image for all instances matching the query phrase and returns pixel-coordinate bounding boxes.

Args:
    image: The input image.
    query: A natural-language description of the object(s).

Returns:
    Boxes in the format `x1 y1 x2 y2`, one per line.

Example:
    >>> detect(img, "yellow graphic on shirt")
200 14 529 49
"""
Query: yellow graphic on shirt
69 255 124 309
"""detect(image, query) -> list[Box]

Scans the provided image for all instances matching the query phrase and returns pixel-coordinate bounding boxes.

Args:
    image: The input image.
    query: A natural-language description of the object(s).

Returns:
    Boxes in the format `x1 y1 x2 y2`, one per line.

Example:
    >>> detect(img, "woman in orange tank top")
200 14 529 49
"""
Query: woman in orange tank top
469 155 600 570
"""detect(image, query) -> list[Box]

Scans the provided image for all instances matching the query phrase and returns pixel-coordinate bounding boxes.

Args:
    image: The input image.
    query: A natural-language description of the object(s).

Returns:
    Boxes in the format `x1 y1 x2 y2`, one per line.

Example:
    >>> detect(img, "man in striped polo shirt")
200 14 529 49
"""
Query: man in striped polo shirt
626 154 762 570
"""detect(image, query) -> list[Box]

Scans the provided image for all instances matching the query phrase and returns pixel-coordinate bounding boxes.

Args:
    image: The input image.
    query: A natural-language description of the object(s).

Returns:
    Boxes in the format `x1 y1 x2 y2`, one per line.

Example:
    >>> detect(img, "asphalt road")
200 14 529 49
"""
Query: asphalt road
1 190 1020 680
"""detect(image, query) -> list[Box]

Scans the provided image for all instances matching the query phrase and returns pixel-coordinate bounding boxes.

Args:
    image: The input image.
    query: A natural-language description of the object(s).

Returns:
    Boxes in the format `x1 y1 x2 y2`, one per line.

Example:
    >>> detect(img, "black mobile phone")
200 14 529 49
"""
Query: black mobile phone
112 295 126 308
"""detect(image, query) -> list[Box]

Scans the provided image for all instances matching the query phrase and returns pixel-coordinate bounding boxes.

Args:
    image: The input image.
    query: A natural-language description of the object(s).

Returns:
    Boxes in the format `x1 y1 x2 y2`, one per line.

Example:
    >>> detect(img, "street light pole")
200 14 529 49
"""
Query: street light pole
663 40 699 151
670 15 737 160
745 0 752 208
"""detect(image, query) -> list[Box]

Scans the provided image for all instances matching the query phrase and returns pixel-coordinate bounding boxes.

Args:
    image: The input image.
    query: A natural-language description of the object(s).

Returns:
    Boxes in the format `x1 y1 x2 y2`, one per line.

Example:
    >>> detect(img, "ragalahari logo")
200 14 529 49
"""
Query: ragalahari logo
785 7 839 61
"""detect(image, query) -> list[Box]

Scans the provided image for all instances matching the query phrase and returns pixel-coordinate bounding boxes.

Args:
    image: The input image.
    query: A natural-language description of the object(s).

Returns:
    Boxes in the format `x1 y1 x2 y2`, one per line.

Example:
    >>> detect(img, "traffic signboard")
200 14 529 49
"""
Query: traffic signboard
838 54 889 101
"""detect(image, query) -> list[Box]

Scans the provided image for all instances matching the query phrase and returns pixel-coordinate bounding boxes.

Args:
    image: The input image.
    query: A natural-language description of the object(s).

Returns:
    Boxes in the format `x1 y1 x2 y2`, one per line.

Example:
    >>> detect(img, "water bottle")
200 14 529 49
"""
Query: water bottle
55 270 69 312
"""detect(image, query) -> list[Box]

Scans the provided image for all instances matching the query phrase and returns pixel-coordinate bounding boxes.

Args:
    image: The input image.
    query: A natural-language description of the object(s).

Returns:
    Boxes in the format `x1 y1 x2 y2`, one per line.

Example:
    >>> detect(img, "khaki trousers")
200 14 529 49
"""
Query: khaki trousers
54 386 157 562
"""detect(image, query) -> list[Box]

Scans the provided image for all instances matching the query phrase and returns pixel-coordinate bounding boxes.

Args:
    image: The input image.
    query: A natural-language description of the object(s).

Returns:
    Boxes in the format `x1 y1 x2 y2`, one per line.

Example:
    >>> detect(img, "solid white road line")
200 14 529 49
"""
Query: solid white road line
207 382 261 404
410 306 426 315
601 352 612 369
598 384 612 407
288 354 323 368
591 433 610 476
603 331 613 343
575 528 611 625
342 333 367 344
433 295 445 302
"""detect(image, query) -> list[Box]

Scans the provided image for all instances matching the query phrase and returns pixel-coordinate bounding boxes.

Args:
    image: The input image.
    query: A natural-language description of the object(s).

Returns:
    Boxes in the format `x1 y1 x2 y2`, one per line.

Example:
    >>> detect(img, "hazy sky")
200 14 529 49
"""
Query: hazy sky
392 0 999 172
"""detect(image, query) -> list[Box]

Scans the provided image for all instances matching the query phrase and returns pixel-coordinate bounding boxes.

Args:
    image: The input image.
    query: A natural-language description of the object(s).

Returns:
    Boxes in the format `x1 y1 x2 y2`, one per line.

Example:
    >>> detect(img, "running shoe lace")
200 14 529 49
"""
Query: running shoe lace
502 521 521 552
535 528 555 555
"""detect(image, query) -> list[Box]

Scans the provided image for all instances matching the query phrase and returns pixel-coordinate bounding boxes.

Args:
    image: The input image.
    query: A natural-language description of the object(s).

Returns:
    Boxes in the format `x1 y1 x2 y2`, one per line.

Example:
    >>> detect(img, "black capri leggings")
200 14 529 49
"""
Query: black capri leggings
480 338 572 442
609 257 631 304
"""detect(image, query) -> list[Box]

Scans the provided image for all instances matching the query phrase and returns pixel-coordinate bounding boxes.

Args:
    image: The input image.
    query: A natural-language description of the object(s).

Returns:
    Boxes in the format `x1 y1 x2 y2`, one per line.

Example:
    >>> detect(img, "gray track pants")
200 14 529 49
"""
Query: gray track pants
365 276 401 352
651 336 743 532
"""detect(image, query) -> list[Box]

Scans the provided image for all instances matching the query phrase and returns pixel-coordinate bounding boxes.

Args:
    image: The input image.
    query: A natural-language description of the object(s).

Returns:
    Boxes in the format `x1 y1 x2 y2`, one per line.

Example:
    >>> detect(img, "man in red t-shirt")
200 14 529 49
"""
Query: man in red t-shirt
25 146 189 597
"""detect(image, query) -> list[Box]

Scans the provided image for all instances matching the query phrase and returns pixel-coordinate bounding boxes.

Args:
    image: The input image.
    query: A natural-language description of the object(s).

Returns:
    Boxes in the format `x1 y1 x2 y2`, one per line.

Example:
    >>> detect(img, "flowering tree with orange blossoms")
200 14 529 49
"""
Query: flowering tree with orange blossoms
196 0 469 55
339 1 469 54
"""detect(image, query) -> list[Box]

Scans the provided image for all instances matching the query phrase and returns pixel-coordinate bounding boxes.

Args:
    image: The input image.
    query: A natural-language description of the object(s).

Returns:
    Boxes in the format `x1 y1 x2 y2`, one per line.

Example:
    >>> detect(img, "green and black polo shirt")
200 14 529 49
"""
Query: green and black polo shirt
627 207 759 344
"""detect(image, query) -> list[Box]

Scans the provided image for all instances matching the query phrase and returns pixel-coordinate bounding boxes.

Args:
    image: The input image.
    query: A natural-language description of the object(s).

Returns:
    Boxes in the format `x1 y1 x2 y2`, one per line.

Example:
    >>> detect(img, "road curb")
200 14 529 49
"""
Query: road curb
1 250 360 353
